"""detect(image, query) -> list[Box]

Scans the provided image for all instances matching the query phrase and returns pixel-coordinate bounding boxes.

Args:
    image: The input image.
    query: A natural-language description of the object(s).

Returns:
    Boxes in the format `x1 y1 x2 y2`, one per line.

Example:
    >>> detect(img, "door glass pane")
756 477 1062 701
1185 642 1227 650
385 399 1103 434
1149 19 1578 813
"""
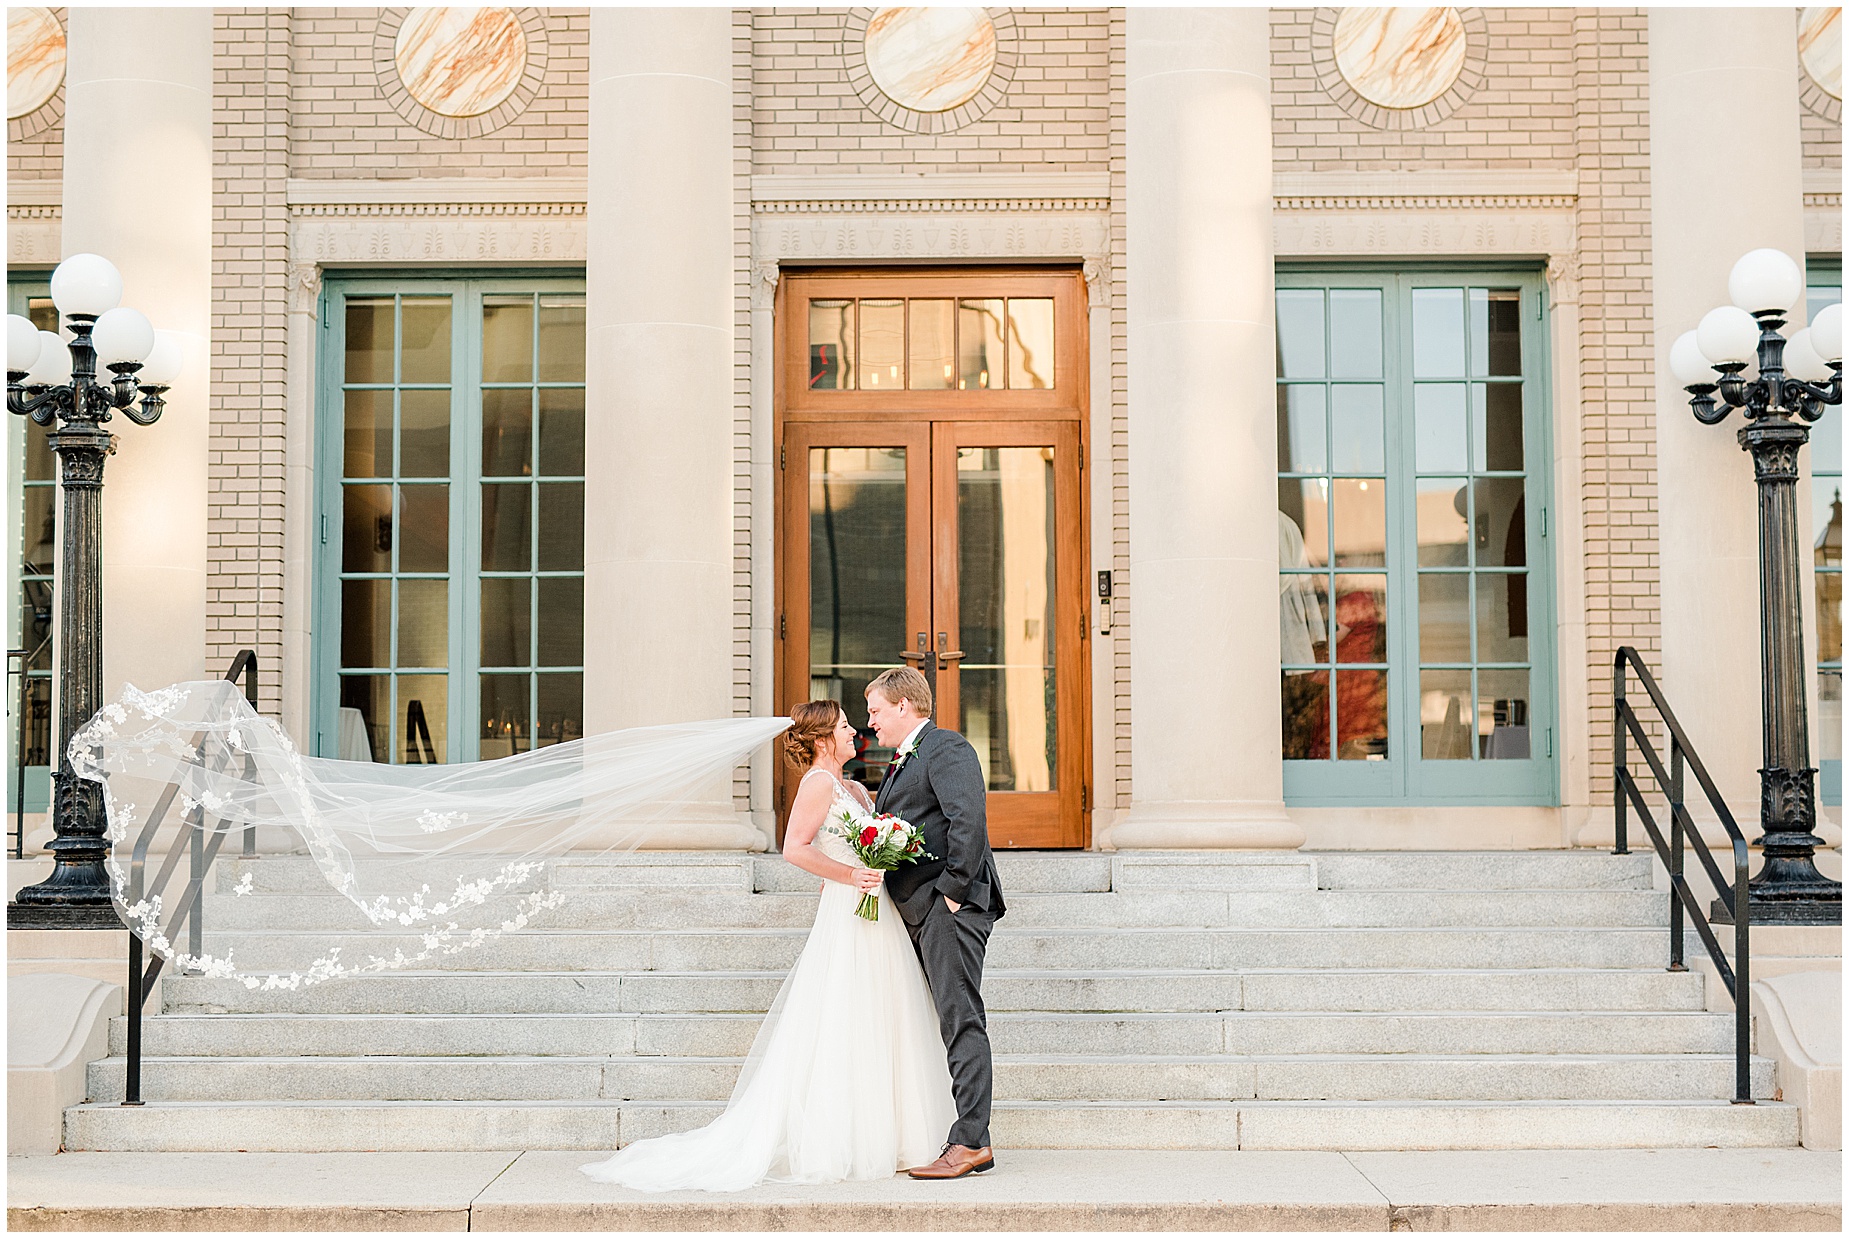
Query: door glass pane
343 484 392 573
344 390 391 478
860 299 904 390
1476 573 1529 663
538 482 584 571
1332 574 1388 664
1478 668 1531 759
1278 386 1328 474
538 388 585 476
1474 477 1526 567
482 296 534 383
396 578 448 668
398 484 449 573
482 483 532 571
809 446 907 794
1281 670 1330 759
1420 668 1473 759
480 577 530 668
1279 479 1329 567
1275 289 1325 379
482 388 532 478
1006 298 1055 389
1330 386 1384 474
957 446 1057 792
809 300 855 390
339 675 387 762
1417 478 1469 566
397 674 446 763
1475 383 1524 471
1412 287 1466 377
344 297 394 383
537 295 586 383
21 488 54 574
908 299 954 390
1280 572 1330 667
340 579 390 670
400 390 451 478
1418 571 1470 664
537 673 584 749
1336 668 1388 759
1331 478 1385 567
480 673 529 759
958 299 1005 390
1329 289 1383 379
399 297 451 383
537 576 584 667
1482 288 1522 376
1414 384 1469 472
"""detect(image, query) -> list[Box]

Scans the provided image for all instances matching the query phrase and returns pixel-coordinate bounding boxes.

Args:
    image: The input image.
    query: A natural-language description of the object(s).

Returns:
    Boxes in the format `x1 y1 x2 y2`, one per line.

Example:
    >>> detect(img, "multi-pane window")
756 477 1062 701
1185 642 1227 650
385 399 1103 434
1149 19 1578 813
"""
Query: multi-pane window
1276 270 1552 804
323 280 585 765
808 297 1054 391
1807 266 1841 803
7 283 55 812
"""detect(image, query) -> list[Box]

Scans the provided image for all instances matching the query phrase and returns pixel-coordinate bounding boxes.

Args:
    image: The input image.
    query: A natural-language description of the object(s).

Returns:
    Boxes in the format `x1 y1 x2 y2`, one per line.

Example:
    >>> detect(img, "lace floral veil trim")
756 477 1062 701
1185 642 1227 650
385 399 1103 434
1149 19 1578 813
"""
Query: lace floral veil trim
71 679 789 989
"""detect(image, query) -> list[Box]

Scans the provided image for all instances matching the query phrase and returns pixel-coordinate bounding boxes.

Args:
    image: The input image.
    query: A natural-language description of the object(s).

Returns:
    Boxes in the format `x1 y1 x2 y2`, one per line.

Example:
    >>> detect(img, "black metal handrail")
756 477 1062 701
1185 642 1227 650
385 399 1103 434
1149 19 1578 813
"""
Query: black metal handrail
1613 646 1751 1104
123 651 259 1106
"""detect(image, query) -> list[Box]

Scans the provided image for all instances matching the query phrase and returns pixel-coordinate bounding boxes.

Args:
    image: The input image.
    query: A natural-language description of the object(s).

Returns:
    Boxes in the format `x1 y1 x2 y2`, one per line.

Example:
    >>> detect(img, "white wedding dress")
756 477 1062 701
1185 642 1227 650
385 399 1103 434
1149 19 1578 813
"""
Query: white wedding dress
581 770 957 1191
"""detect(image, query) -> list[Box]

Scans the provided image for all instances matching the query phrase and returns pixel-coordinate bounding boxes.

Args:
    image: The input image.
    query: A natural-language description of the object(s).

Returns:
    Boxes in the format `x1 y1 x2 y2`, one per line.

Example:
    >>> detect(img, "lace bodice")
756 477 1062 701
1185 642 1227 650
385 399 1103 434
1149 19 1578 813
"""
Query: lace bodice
803 769 873 868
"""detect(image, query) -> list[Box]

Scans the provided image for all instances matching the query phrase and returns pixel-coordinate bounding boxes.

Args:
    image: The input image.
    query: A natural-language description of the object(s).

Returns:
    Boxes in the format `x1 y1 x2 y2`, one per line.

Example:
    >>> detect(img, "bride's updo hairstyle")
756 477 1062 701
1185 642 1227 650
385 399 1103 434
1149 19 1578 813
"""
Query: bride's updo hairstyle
782 700 844 768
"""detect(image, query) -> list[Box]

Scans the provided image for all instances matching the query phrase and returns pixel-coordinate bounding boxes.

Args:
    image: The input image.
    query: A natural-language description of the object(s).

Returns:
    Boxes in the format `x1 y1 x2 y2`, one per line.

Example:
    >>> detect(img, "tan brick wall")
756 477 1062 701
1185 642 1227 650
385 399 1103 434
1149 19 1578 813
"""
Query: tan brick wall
6 8 65 181
286 7 588 180
210 8 294 715
1570 8 1660 802
1271 7 1579 172
1107 8 1129 805
1800 97 1840 171
750 7 1111 175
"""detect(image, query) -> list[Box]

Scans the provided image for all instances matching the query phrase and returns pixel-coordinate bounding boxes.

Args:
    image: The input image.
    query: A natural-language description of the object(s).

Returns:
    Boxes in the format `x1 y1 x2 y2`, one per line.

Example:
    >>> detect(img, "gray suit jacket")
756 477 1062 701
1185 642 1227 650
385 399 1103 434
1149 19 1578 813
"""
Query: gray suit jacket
875 722 1006 923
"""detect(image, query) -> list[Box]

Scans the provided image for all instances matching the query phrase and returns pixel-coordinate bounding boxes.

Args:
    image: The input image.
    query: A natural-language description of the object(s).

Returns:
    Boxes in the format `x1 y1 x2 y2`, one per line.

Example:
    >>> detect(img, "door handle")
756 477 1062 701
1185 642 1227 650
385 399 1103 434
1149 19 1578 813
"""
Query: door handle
899 632 931 666
935 632 964 670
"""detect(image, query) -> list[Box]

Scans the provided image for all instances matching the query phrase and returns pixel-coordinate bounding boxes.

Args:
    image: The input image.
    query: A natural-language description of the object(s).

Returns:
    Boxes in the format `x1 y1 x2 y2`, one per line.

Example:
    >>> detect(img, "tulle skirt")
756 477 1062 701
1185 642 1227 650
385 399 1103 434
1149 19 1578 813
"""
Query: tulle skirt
581 876 956 1191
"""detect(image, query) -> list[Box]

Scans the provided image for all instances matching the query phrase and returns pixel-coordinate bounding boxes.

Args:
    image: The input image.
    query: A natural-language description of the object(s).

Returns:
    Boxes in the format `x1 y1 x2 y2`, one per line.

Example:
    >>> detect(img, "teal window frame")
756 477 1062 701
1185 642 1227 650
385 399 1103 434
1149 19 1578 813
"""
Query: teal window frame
312 271 587 763
1806 257 1841 806
1277 265 1558 806
7 272 54 814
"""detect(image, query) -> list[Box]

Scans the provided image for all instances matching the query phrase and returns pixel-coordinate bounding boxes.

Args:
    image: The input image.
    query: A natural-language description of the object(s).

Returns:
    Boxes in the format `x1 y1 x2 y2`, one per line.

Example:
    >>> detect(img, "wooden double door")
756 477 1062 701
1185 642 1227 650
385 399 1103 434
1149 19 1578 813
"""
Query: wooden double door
776 271 1090 848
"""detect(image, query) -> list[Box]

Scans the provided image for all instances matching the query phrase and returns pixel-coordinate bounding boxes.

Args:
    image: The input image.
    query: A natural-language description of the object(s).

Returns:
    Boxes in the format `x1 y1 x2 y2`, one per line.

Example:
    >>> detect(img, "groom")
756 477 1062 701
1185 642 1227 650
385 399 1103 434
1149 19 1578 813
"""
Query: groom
865 666 1006 1179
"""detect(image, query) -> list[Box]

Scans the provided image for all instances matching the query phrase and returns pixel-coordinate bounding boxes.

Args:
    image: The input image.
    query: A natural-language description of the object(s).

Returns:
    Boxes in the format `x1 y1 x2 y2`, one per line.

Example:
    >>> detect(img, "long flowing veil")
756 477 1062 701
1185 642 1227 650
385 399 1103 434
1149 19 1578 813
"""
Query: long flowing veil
70 679 789 989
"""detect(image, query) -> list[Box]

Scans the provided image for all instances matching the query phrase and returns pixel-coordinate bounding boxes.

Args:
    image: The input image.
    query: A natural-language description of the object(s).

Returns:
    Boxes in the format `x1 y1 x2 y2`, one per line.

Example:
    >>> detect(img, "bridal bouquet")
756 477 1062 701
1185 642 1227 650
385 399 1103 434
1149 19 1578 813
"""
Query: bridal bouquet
829 809 933 922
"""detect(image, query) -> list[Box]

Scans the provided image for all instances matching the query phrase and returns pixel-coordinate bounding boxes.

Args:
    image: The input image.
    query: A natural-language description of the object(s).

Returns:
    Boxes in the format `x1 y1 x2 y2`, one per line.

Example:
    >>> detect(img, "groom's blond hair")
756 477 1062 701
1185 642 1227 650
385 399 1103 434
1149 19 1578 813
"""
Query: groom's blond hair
866 667 933 717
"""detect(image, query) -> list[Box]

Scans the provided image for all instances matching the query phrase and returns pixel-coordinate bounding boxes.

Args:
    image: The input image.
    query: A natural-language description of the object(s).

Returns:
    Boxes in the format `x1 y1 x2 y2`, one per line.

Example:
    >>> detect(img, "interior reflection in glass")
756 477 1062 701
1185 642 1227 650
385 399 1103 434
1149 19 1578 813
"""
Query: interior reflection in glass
1006 299 1055 389
809 300 855 390
860 299 905 390
810 447 907 794
957 447 1057 791
958 299 1006 390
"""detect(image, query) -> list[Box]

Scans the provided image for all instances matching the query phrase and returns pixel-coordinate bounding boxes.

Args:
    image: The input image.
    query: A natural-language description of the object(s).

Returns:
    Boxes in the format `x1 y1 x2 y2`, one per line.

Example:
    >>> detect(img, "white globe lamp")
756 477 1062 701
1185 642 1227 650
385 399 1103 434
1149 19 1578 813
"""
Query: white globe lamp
1696 305 1760 367
25 331 71 387
49 253 124 318
1669 331 1721 387
1783 329 1833 384
1727 248 1803 316
1811 303 1843 364
137 331 183 388
7 315 42 374
91 307 156 368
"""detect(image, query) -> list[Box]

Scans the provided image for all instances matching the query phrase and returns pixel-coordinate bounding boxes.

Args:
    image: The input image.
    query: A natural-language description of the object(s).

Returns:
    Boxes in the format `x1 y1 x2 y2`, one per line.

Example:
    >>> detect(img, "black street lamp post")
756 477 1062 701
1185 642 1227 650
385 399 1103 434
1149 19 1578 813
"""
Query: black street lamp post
1671 248 1843 926
7 253 178 930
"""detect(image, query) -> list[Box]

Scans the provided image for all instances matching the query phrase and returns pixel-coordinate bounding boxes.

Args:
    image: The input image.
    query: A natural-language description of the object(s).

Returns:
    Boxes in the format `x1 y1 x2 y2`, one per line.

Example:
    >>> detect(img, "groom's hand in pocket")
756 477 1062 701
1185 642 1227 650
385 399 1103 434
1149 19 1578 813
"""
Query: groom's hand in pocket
943 895 961 914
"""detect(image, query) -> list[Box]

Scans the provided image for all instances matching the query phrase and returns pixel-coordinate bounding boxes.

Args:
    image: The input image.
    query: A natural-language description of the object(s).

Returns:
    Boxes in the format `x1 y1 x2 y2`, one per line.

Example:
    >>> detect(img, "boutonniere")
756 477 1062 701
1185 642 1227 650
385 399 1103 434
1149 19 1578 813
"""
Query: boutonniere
889 739 920 774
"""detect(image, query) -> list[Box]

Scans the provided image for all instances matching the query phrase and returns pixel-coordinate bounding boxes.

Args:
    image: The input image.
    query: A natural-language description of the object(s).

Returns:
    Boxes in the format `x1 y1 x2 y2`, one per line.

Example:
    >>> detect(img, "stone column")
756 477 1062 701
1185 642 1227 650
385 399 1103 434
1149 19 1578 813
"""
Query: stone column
1649 9 1809 832
1111 8 1304 850
60 8 212 703
584 9 757 848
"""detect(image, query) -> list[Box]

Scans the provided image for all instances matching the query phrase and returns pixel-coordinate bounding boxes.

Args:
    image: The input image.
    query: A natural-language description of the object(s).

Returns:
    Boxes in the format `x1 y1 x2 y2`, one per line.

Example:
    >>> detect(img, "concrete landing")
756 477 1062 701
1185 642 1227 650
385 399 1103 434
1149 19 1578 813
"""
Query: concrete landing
8 1147 1840 1231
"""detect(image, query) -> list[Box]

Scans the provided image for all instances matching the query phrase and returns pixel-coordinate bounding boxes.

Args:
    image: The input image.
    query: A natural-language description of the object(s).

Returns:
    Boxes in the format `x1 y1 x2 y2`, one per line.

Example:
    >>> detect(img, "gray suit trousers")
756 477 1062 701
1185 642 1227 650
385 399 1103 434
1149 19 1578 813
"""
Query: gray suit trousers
906 895 996 1149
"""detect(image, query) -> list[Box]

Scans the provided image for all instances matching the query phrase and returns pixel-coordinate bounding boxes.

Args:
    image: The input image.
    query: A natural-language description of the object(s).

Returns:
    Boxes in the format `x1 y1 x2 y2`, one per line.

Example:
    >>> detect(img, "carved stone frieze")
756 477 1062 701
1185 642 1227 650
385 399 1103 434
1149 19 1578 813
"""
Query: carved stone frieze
1273 209 1575 258
8 203 61 264
290 213 587 267
752 211 1110 267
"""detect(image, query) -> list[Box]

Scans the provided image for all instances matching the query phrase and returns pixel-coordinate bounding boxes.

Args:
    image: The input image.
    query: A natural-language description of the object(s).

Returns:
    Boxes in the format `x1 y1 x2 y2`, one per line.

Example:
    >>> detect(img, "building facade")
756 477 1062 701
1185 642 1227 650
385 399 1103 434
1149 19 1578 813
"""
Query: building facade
6 5 1843 857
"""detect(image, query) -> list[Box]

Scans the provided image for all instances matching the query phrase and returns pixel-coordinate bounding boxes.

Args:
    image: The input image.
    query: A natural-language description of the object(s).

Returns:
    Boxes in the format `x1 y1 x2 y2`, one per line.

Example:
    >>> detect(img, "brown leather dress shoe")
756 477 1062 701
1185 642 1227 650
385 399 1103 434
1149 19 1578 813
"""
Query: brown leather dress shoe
906 1142 995 1179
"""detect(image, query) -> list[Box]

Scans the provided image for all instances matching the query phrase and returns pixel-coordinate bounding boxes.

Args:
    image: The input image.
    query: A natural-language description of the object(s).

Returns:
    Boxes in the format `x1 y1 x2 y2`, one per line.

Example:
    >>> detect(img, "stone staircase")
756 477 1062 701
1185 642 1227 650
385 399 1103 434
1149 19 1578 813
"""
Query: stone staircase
65 850 1799 1152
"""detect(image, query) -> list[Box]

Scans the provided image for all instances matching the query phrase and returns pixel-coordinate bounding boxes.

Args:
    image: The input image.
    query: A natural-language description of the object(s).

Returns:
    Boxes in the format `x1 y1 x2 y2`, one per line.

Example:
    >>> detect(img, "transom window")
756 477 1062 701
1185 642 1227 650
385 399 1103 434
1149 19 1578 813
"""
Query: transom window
808 296 1054 391
1276 269 1554 805
317 277 585 764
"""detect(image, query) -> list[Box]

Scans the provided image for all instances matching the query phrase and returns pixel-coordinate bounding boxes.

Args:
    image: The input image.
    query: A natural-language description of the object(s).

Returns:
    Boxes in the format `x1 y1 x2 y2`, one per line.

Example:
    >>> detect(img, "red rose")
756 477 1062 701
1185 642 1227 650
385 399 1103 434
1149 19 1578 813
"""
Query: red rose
858 825 878 848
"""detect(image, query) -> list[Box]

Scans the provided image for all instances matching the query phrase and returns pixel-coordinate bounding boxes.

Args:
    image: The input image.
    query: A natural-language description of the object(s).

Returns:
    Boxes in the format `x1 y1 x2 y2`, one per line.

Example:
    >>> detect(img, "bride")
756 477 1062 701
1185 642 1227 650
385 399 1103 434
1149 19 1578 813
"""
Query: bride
581 700 956 1191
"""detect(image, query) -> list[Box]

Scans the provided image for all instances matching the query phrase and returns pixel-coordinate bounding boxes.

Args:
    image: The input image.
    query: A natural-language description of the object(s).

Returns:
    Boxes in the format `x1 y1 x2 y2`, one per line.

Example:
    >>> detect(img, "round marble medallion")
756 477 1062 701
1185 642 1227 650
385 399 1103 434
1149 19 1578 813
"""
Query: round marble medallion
394 7 528 120
1801 6 1841 101
1333 7 1467 111
864 7 997 114
8 6 65 121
